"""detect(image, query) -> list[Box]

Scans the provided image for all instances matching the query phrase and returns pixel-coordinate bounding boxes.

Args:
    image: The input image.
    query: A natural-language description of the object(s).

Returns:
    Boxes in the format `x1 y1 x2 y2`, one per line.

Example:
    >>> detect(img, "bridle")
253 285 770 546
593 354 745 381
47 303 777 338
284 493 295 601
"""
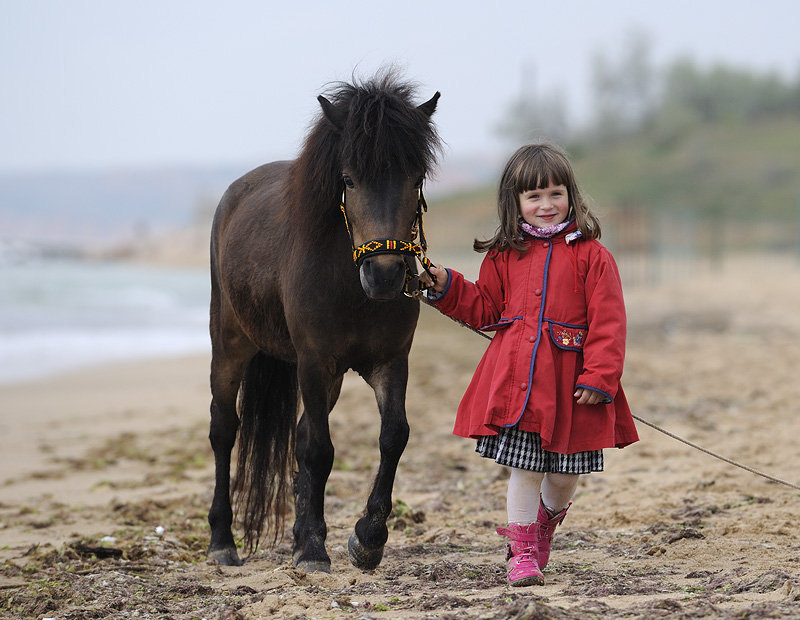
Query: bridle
339 185 436 297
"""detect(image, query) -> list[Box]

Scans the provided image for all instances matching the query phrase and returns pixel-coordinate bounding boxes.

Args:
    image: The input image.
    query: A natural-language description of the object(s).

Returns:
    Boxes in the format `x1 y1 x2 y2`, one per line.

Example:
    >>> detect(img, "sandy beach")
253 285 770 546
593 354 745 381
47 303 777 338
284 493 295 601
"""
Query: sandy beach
1 253 799 618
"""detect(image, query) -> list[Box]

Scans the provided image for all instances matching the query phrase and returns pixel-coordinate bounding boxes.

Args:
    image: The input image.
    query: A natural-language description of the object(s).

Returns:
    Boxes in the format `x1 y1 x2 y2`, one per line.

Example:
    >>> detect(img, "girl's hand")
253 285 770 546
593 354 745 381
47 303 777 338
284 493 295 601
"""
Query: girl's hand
574 387 604 406
422 263 448 294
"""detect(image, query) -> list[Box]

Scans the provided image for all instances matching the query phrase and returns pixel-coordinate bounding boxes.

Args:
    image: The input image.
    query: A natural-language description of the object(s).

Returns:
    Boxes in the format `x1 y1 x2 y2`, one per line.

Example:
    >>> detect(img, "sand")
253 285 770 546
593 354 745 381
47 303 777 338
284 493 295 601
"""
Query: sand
1 253 799 619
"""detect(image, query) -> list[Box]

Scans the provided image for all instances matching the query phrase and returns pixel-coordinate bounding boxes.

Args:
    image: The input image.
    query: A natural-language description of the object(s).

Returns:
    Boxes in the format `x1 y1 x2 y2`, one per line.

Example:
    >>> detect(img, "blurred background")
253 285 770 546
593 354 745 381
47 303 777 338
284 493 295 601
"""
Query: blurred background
2 0 799 383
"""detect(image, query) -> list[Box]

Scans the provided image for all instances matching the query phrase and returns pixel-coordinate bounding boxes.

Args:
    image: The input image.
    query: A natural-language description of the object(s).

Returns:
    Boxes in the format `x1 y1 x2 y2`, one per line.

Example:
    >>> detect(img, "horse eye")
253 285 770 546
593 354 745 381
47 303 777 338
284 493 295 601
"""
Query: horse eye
342 175 355 189
413 176 424 189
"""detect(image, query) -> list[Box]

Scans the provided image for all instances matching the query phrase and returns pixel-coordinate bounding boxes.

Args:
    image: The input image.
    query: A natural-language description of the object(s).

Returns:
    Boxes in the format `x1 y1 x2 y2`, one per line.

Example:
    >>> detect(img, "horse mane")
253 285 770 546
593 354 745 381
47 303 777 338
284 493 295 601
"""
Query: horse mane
288 71 442 216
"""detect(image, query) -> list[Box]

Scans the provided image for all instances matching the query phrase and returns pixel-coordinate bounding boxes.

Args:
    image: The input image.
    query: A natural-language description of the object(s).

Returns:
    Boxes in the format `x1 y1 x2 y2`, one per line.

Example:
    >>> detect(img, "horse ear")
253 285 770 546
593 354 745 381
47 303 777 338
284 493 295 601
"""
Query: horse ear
318 95 346 131
417 91 440 118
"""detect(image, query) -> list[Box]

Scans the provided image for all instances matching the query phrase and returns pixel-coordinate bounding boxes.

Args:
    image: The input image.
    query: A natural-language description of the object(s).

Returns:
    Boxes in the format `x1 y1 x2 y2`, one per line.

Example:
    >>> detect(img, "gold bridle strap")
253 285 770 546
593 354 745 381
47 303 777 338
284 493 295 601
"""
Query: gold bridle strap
353 239 423 265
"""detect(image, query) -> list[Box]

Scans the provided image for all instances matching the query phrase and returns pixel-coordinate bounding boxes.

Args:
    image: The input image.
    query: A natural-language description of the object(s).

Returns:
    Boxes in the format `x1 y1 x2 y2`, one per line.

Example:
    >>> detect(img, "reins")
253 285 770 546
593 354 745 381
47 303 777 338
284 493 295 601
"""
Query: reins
419 296 800 493
340 186 436 297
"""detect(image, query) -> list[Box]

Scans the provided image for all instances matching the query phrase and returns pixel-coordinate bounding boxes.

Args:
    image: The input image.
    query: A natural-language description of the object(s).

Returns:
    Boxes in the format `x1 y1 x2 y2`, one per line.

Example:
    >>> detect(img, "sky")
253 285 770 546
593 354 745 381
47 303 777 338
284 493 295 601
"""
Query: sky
2 0 799 174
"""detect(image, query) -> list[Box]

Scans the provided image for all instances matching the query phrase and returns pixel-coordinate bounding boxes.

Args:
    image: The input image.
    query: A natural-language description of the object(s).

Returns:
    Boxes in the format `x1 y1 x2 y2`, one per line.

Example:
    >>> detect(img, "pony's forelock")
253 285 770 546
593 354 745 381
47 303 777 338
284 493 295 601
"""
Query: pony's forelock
319 72 441 183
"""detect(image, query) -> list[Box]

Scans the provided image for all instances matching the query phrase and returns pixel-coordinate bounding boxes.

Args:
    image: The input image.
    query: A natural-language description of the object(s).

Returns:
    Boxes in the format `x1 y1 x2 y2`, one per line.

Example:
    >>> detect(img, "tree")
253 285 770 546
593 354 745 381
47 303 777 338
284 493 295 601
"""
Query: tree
588 30 656 141
495 91 570 145
661 58 799 123
495 60 571 145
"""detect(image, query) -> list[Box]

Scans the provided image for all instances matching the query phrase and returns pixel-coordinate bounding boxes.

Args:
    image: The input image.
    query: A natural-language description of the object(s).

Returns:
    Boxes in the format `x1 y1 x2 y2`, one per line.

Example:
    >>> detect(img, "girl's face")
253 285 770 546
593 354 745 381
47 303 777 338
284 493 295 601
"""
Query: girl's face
518 183 569 228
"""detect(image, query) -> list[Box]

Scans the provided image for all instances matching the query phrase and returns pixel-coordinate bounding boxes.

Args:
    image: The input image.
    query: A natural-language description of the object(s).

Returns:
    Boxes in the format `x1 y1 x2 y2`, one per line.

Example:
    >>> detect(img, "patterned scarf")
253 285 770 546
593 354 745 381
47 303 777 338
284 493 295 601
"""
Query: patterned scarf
520 219 571 239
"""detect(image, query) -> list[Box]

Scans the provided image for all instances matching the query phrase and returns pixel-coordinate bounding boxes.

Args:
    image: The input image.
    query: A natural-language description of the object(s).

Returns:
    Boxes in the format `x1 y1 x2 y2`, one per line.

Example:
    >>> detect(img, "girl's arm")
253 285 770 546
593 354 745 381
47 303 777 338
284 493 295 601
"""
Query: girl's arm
422 252 506 329
575 247 627 401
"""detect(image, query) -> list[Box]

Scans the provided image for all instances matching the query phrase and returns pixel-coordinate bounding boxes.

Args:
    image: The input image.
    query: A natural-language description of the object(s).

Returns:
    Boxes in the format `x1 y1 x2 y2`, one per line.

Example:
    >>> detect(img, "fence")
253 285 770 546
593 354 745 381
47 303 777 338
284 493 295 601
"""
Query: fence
601 202 800 287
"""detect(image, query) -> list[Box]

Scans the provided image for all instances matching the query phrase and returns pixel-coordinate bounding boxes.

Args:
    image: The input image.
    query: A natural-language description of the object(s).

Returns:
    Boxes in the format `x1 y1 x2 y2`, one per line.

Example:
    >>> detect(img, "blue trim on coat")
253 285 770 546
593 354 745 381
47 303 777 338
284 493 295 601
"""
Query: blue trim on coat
546 318 589 329
575 384 613 404
426 268 453 302
504 240 553 427
480 315 523 331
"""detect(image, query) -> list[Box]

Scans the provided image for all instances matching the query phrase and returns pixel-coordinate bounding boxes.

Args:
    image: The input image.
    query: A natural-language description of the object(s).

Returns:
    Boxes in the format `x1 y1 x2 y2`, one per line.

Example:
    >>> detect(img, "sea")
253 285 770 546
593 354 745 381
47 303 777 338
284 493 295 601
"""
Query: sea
0 254 211 385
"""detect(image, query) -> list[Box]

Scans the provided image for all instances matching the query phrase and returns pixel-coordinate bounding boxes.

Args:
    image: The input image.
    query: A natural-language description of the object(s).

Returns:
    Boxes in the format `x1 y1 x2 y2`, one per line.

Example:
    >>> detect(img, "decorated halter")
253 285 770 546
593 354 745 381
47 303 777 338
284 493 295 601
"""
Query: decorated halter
339 186 436 297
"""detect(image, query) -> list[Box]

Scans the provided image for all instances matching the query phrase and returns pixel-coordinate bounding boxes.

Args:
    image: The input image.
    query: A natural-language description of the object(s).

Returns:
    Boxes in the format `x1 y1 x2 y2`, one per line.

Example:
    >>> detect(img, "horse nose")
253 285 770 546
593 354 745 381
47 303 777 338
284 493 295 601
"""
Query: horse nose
360 256 406 300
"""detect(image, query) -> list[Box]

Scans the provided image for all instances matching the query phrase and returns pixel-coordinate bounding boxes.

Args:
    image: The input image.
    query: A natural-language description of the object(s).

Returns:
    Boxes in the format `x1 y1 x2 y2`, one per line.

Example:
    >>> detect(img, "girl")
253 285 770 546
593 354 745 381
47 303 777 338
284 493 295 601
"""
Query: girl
424 143 638 587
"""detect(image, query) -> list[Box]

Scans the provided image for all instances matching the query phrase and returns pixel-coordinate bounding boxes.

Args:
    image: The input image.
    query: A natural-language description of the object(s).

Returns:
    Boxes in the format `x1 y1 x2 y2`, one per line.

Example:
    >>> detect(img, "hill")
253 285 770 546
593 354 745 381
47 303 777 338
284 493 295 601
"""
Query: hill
571 116 800 223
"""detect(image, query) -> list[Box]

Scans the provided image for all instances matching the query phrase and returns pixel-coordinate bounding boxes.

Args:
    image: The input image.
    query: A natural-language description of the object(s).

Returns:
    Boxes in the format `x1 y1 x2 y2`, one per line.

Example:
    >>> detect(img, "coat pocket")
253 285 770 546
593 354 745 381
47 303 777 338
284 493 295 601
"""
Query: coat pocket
480 315 523 332
547 320 588 351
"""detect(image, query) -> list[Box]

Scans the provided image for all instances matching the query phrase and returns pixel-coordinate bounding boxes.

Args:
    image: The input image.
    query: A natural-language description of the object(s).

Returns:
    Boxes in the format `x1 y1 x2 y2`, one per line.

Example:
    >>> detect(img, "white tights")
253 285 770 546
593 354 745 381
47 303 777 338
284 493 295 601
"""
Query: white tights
506 467 579 524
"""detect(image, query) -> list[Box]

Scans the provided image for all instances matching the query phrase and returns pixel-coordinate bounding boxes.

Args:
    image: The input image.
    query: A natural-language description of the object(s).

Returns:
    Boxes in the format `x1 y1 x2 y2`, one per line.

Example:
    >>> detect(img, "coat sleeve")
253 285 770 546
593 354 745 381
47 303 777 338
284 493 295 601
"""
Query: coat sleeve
431 250 507 330
575 246 627 400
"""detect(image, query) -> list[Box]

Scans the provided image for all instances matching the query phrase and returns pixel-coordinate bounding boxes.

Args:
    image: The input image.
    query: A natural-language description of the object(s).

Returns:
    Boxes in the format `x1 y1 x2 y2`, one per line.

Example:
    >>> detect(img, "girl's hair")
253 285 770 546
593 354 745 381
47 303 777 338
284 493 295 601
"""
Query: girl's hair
474 142 601 254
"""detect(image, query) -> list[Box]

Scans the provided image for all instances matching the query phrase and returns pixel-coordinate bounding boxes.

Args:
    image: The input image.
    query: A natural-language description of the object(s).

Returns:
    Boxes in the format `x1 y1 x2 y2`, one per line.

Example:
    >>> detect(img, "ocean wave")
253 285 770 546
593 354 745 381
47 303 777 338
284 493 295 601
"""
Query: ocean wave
0 326 211 385
0 258 211 384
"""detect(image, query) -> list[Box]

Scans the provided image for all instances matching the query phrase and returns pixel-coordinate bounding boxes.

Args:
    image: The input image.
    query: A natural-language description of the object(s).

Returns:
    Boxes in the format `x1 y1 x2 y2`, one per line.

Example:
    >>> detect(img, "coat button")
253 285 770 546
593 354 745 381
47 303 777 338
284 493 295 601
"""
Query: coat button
542 241 549 248
534 288 542 296
529 336 536 343
520 383 528 390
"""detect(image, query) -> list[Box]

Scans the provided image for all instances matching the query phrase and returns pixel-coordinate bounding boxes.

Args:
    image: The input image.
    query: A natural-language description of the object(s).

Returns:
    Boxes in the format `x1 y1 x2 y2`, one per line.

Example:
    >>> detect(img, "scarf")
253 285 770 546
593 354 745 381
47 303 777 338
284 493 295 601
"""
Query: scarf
520 220 571 239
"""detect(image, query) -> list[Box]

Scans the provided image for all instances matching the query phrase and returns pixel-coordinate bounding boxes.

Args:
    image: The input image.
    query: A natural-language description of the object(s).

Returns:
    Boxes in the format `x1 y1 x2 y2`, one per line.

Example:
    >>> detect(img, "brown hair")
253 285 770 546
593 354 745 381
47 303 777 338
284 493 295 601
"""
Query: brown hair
474 142 601 253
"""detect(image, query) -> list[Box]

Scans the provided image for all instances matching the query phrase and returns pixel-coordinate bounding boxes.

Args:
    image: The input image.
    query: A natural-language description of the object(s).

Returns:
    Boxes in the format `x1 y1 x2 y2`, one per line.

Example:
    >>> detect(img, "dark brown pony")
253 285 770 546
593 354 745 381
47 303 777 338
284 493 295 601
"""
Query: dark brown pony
207 73 441 572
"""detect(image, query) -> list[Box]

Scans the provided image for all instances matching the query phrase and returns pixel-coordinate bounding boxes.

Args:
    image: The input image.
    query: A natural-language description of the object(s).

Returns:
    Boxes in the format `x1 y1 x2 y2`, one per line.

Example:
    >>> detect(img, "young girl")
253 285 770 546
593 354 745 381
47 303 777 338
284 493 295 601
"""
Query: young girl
425 143 639 587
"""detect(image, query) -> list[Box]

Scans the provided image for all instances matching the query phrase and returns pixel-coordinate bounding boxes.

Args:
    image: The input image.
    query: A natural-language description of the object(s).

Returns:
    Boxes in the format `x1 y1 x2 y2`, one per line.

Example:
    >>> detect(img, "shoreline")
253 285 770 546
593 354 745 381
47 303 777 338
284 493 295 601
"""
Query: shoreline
0 344 212 388
0 256 211 387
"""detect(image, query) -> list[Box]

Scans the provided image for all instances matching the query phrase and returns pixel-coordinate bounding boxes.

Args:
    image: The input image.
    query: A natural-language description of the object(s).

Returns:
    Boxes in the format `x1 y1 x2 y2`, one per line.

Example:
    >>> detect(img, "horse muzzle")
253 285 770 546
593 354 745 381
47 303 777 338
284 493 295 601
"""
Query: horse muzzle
359 254 407 300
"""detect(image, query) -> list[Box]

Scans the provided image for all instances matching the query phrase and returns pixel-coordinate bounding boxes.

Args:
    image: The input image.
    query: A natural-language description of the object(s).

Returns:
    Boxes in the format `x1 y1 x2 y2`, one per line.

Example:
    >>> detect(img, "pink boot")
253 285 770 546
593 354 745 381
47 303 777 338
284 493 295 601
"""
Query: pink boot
536 498 570 569
496 523 544 586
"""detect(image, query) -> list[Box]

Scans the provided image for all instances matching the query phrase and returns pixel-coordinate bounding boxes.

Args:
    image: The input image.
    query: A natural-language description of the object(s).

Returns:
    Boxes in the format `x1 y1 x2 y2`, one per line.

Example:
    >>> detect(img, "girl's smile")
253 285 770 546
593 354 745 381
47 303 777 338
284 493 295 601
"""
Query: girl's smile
519 184 569 229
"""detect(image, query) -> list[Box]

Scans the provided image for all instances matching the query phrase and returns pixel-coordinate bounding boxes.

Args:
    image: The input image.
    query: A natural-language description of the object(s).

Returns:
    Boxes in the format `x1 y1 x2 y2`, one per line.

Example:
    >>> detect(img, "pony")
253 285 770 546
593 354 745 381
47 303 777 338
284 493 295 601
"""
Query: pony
206 72 441 572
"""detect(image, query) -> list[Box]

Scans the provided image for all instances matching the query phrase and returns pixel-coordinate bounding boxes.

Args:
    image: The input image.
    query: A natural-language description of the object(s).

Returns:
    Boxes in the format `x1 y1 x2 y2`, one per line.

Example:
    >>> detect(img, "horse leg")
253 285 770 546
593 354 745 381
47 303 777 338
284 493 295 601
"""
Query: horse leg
207 337 256 566
348 357 410 570
292 365 340 573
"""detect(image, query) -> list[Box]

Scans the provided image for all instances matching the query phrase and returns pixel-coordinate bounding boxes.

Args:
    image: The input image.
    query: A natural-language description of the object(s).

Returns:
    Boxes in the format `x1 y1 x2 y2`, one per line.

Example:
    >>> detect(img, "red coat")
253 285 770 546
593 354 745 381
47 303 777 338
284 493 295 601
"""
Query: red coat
432 224 639 454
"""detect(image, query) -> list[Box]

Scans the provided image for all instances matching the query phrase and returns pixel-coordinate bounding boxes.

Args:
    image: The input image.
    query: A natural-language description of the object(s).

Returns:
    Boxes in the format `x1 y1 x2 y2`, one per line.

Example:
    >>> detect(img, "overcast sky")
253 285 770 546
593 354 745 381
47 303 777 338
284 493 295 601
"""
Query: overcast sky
2 0 799 173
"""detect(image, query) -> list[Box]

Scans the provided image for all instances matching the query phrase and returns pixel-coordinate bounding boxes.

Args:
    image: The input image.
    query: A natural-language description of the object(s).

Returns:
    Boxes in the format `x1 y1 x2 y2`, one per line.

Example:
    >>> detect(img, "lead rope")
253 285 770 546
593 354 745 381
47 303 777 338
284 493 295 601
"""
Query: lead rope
419 295 800 492
409 187 436 295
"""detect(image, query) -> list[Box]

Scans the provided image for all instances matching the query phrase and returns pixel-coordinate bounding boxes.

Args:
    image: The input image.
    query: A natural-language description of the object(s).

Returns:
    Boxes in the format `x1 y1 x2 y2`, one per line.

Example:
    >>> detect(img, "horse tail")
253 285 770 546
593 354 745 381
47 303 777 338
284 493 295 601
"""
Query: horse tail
232 351 298 554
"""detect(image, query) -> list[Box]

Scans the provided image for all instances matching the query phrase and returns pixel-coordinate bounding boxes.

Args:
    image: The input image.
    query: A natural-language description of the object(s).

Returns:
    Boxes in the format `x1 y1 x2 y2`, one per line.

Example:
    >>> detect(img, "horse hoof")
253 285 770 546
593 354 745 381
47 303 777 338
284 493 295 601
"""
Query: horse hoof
347 532 384 570
294 559 331 573
207 546 243 566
